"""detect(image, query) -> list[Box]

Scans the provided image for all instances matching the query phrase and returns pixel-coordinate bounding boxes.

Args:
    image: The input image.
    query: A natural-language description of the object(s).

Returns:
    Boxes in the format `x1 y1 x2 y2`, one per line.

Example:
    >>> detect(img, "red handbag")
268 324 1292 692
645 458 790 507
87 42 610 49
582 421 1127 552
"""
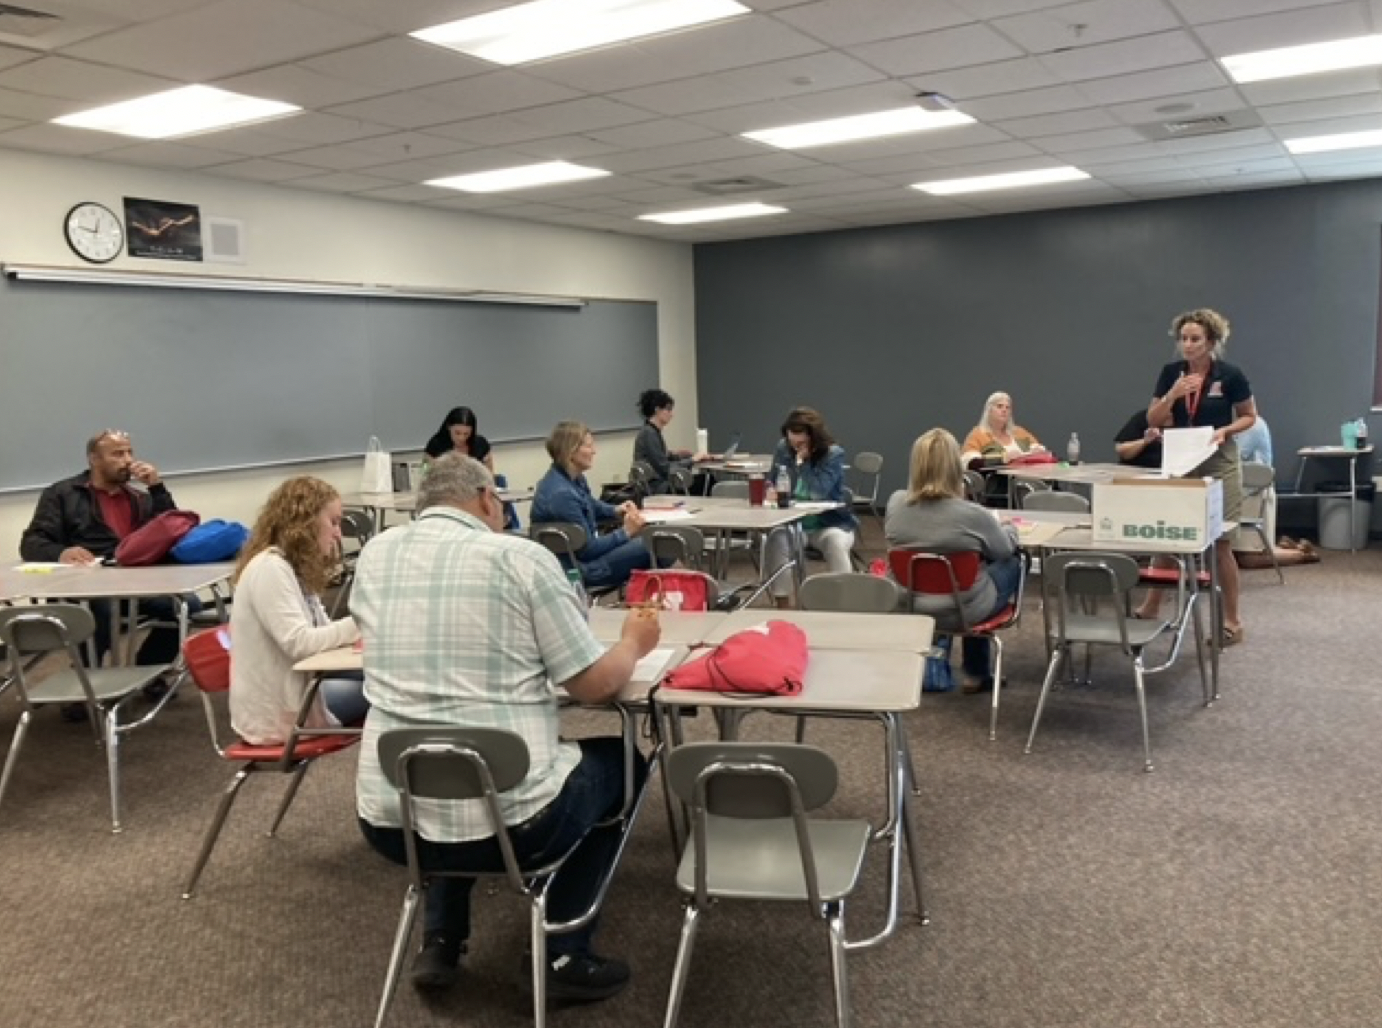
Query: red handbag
662 620 808 696
626 569 711 612
114 509 201 566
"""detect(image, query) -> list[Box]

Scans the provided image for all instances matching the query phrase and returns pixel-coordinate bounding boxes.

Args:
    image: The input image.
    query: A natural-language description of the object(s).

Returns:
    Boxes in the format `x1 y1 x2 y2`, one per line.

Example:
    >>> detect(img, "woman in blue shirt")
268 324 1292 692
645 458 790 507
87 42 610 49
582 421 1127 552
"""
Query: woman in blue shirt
764 406 858 608
532 421 652 591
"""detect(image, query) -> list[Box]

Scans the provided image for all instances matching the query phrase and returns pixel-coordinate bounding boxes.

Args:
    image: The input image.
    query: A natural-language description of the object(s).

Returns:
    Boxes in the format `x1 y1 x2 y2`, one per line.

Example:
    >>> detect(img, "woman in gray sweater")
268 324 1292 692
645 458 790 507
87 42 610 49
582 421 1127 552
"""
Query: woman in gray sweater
885 428 1022 693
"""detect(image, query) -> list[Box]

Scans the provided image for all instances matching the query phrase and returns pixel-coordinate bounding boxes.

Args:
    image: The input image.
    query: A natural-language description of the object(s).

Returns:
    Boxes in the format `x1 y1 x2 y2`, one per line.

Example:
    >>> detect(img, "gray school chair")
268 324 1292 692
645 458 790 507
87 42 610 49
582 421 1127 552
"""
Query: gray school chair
662 742 872 1028
371 727 639 1028
1024 553 1207 773
850 451 884 522
668 467 694 495
962 470 987 504
331 507 376 617
0 604 170 833
1239 461 1284 584
798 572 901 613
628 460 657 499
529 522 620 604
1021 489 1090 514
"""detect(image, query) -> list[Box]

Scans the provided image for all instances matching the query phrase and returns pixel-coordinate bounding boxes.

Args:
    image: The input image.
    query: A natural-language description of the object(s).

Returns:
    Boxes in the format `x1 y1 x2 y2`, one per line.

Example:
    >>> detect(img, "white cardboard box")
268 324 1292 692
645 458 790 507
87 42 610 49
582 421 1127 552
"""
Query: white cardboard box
1092 477 1224 546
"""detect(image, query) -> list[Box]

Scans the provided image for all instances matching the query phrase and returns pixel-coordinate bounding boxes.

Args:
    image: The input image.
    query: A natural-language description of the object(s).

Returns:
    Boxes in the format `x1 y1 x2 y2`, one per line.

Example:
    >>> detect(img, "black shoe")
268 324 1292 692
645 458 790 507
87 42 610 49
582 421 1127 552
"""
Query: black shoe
141 675 175 701
60 702 90 724
411 931 464 991
536 951 630 1002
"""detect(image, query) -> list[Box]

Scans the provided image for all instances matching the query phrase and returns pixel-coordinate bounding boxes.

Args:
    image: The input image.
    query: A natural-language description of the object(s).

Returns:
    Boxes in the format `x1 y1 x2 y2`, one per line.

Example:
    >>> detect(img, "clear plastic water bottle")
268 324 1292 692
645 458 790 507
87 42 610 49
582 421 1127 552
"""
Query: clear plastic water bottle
565 567 589 617
775 464 792 508
1066 432 1081 465
1356 418 1369 450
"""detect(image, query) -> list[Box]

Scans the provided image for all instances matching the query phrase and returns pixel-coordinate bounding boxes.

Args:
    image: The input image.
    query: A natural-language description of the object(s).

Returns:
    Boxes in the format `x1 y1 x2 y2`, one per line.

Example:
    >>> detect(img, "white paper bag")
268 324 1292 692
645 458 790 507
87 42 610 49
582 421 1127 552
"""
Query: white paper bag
360 435 393 493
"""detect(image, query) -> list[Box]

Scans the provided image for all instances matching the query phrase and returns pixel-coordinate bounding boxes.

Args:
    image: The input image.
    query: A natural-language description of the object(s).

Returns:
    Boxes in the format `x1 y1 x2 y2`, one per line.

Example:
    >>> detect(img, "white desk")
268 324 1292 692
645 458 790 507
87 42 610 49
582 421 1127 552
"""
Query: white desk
994 462 1158 486
1284 445 1373 552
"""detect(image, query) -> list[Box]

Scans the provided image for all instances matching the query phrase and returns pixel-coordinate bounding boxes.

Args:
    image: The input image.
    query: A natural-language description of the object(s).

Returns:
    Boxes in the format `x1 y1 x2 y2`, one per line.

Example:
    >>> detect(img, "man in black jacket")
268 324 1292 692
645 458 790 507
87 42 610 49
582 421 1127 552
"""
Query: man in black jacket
21 430 193 671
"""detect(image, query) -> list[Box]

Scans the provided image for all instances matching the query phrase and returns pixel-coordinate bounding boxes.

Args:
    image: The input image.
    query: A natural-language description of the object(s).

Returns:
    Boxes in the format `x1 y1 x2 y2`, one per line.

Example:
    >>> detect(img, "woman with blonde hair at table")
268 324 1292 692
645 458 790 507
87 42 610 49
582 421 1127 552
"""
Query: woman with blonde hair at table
230 476 365 745
960 391 1047 469
885 428 1021 693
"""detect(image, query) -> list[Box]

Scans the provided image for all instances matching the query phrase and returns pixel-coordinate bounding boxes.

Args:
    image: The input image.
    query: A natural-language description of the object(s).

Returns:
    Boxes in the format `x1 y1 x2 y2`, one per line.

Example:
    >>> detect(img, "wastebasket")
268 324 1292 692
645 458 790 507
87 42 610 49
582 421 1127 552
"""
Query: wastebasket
1317 482 1374 550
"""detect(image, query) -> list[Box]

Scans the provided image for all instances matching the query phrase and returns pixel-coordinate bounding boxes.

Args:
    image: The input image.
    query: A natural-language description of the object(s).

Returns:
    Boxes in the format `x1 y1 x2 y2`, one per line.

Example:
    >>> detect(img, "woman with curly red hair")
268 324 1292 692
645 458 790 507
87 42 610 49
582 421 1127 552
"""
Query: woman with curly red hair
229 476 365 744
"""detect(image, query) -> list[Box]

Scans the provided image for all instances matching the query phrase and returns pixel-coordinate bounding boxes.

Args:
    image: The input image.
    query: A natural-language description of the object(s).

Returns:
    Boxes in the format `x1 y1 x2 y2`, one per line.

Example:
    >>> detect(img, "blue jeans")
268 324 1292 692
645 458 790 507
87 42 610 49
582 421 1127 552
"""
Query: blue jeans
961 555 1022 678
580 538 653 591
321 672 369 726
359 737 646 956
88 594 203 666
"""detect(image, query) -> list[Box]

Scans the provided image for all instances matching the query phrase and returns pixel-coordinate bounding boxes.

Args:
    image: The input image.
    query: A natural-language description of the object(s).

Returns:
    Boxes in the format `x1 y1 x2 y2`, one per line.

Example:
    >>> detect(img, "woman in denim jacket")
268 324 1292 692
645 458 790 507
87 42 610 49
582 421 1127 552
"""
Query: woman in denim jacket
764 406 858 608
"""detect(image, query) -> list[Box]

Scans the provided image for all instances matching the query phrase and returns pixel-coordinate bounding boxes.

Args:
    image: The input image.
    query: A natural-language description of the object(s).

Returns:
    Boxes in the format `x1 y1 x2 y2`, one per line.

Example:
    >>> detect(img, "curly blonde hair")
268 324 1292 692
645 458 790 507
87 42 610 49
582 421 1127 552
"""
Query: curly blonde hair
1170 308 1231 354
233 476 340 595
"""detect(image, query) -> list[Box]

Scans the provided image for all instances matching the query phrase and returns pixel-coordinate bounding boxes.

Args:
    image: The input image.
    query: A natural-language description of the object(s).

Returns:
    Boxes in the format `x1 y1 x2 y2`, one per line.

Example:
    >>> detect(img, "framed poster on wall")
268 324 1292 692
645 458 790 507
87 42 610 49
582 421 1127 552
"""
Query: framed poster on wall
123 197 203 261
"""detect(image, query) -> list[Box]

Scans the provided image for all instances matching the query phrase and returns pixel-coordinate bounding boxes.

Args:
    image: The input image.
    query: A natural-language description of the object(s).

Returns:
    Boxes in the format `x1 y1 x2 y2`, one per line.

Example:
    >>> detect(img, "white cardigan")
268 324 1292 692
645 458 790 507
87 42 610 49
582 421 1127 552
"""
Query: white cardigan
229 548 359 745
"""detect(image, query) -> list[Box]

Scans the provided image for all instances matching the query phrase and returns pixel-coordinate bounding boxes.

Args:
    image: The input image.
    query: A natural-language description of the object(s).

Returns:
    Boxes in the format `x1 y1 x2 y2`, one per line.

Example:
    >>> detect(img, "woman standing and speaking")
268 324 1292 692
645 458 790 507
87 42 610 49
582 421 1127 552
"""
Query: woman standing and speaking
1140 308 1256 646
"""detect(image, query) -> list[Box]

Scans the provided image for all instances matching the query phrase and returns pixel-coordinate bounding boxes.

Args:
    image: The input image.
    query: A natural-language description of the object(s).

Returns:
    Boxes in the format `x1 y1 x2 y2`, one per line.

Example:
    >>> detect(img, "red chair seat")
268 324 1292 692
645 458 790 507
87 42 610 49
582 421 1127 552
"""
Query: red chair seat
1139 567 1211 586
970 603 1017 634
225 734 360 763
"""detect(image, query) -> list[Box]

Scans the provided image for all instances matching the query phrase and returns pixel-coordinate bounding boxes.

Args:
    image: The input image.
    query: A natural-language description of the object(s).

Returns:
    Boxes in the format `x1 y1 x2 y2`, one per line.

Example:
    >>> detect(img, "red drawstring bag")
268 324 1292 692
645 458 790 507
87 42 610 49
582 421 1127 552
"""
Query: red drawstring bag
114 509 201 566
626 569 711 612
662 620 808 696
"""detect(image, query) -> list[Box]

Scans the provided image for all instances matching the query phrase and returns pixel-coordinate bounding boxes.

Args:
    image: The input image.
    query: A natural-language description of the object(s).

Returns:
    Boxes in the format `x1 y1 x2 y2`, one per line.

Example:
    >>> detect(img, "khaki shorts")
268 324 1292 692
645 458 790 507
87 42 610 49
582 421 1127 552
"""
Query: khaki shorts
1191 443 1242 544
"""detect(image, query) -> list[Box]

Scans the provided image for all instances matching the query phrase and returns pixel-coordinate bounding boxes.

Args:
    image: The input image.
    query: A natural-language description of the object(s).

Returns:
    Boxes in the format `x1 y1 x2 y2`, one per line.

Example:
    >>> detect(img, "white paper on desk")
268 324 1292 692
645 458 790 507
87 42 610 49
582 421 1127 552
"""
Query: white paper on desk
792 501 837 510
640 508 696 522
632 647 679 682
1161 427 1217 477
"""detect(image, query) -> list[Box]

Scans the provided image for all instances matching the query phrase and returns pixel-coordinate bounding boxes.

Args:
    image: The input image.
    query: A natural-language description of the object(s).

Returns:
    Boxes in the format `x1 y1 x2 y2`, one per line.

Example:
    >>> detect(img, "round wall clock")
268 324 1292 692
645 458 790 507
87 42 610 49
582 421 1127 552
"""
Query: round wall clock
63 202 124 263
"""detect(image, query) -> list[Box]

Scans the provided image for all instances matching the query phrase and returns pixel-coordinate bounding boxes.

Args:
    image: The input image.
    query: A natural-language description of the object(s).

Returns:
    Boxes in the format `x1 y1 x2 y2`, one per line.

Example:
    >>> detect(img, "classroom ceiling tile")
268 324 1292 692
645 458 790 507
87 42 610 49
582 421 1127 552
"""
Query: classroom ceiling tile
3 0 1382 241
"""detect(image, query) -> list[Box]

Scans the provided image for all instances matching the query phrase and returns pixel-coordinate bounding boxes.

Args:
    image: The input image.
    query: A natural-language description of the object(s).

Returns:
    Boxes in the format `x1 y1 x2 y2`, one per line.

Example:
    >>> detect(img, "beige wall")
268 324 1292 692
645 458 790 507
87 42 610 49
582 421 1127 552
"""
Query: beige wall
0 149 697 556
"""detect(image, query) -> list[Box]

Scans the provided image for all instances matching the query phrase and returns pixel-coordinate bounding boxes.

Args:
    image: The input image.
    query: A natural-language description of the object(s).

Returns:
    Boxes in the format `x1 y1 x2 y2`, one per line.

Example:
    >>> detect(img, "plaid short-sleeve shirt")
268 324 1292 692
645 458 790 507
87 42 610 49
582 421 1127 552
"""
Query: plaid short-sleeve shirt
353 506 604 842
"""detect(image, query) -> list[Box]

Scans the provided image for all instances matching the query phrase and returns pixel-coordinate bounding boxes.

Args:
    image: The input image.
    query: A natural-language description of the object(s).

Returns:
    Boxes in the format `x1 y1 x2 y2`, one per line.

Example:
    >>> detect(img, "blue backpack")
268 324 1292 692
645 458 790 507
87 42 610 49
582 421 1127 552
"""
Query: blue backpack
170 519 249 563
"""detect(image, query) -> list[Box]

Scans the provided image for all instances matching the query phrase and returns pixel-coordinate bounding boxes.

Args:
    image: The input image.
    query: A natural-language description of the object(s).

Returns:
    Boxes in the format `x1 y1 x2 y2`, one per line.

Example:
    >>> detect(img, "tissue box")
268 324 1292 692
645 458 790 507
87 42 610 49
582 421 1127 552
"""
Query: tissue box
1092 477 1224 547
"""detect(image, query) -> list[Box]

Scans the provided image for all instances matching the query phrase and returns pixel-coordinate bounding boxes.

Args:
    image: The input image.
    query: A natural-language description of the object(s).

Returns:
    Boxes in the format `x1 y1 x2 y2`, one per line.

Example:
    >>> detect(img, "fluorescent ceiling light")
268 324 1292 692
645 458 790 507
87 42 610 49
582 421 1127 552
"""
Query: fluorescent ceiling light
1285 129 1382 154
426 161 610 193
1222 34 1382 84
52 85 299 139
639 202 787 225
411 0 748 65
913 166 1090 196
744 106 974 150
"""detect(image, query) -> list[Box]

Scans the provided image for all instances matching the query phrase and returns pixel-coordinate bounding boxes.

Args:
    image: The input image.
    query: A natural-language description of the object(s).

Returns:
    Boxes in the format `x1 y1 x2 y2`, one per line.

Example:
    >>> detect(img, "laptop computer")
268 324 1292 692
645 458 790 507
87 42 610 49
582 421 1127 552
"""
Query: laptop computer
719 433 741 460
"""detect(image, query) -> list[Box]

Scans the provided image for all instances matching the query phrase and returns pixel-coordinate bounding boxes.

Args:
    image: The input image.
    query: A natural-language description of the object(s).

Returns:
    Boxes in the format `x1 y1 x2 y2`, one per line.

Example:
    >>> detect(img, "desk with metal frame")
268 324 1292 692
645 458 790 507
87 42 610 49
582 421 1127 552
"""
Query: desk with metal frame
1035 524 1226 701
652 643 929 951
343 487 535 533
1281 445 1374 552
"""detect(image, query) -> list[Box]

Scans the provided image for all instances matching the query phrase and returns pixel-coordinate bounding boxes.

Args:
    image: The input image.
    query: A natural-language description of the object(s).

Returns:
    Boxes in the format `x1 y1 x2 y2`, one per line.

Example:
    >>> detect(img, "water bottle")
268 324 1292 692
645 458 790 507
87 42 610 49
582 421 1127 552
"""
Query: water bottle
1356 418 1369 450
1066 433 1081 465
565 568 589 617
775 464 792 508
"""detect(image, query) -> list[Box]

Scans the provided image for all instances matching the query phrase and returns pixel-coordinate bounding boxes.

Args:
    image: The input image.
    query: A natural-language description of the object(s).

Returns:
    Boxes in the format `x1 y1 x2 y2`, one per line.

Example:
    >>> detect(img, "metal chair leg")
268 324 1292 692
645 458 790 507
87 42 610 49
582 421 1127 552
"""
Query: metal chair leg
104 710 123 833
0 712 32 819
828 904 852 1028
530 894 549 1028
987 634 1003 742
1132 662 1154 773
373 885 422 1028
182 766 255 899
662 903 703 1028
267 761 311 836
1025 647 1065 754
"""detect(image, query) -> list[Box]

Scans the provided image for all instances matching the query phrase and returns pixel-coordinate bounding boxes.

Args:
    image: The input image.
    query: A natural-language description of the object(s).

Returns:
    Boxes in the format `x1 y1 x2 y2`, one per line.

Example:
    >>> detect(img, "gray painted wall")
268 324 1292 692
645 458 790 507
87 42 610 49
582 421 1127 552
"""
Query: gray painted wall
693 180 1382 501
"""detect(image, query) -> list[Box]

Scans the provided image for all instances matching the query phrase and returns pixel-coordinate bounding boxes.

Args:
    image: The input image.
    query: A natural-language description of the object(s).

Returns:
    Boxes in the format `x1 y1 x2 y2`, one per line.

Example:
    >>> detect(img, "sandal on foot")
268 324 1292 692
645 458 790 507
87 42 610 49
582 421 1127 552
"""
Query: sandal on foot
1221 625 1244 647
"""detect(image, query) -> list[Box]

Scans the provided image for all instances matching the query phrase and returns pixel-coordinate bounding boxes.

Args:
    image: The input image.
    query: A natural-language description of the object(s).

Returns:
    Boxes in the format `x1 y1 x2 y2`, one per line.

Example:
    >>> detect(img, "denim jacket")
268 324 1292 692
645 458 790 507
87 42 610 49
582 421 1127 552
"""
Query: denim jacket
767 441 858 531
531 464 630 560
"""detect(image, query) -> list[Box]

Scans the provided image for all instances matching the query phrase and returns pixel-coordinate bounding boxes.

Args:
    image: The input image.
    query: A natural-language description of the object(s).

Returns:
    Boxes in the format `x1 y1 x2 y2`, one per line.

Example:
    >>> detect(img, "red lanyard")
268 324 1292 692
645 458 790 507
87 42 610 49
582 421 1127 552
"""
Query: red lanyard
1185 363 1211 422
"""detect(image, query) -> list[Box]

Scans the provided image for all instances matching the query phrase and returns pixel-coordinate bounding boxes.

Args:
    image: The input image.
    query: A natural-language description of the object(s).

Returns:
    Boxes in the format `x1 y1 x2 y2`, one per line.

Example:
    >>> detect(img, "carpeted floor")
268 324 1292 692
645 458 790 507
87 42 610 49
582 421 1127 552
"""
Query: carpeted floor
0 528 1376 1028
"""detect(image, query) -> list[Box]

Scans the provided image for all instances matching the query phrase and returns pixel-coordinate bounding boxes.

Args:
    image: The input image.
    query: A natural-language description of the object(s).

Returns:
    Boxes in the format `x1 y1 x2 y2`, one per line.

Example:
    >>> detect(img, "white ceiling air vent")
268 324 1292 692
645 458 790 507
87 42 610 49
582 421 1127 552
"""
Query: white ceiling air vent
0 1 119 49
1136 110 1263 142
0 2 58 36
691 175 782 196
